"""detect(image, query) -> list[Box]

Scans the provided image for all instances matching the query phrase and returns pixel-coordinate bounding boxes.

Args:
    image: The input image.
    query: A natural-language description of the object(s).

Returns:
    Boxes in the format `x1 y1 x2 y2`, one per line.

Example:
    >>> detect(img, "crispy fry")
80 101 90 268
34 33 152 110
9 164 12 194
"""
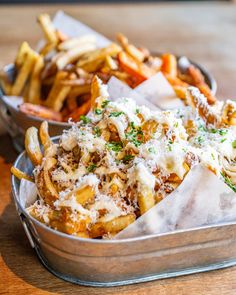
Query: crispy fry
25 127 43 166
28 54 44 104
118 51 154 85
44 71 71 111
56 43 96 70
90 75 109 109
186 87 220 126
58 35 96 51
90 214 135 238
165 74 189 87
161 53 178 77
39 42 57 56
173 85 187 100
138 188 155 215
117 33 145 62
20 103 62 121
188 65 216 105
11 49 37 96
39 121 52 150
65 98 91 122
37 13 58 44
15 42 31 68
11 166 34 182
77 43 121 72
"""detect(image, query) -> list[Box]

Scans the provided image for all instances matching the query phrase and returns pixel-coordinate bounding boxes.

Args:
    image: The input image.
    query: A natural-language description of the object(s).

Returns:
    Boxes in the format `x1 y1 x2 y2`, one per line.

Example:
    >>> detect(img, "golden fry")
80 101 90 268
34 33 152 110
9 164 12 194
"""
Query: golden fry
161 53 177 77
11 49 37 96
39 121 52 150
138 189 155 215
58 35 96 51
37 13 58 44
11 166 34 182
25 127 43 166
90 214 135 238
116 32 145 62
15 42 31 68
45 71 71 111
20 103 62 121
28 54 44 104
77 43 121 72
56 43 96 70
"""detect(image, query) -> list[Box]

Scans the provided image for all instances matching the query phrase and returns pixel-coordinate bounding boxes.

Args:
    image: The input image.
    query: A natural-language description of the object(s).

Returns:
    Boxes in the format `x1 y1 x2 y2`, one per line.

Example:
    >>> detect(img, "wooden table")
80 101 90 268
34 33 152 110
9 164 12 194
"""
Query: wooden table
1 3 236 294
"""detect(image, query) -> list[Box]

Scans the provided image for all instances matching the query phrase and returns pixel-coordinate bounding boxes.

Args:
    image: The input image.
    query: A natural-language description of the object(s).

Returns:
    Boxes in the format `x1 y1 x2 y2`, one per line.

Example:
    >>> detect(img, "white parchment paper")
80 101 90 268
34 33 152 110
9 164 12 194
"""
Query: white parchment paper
116 165 236 239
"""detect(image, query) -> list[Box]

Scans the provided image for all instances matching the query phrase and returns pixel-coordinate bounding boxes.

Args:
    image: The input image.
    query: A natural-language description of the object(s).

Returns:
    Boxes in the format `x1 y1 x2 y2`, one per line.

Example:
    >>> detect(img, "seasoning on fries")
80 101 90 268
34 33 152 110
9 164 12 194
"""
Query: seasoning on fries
11 78 236 238
0 13 217 123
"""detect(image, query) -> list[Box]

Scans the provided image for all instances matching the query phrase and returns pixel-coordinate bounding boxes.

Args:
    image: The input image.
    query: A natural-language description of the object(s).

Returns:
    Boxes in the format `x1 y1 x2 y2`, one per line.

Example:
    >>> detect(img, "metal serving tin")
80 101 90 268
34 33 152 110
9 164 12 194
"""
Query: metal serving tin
1 59 217 153
11 149 236 287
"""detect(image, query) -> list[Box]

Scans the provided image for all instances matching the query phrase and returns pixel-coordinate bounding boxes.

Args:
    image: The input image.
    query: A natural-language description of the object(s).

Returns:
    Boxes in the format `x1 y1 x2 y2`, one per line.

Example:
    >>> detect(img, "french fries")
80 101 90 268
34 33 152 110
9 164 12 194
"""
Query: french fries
10 166 34 182
1 13 216 124
25 127 43 166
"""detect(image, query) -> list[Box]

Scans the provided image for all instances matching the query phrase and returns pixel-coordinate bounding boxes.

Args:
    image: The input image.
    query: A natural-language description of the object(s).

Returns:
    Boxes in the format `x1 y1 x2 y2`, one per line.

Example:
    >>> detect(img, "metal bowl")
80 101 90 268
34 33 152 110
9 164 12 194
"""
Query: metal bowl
11 146 236 287
1 58 217 153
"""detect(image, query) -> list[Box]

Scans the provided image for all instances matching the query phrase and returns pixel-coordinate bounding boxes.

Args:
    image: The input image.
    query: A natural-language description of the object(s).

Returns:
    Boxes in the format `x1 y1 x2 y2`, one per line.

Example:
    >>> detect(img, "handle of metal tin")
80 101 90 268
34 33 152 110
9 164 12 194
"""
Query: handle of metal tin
20 213 37 249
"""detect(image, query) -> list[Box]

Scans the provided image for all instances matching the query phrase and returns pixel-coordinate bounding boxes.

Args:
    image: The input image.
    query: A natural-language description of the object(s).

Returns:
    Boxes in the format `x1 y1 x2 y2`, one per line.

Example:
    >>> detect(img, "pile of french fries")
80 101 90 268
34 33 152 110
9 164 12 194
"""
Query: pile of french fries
0 13 216 123
11 76 236 238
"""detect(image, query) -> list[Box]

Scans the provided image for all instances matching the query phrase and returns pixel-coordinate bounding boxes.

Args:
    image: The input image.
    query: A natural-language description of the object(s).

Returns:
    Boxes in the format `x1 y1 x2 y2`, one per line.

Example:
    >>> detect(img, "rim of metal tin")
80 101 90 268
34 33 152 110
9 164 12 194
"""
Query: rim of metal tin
11 142 236 245
1 57 217 128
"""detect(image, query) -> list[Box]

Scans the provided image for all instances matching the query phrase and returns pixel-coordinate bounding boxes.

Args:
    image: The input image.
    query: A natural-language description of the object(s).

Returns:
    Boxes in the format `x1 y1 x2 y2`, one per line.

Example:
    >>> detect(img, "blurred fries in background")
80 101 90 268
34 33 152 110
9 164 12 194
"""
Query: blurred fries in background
0 13 216 123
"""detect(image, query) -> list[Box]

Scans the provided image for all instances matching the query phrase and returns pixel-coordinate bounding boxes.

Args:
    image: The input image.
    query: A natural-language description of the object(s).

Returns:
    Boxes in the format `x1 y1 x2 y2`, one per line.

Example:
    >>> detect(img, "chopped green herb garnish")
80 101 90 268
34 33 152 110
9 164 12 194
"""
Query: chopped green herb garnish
122 154 134 163
109 111 124 117
198 125 207 132
167 145 172 152
221 172 236 192
136 108 140 114
80 115 91 124
87 164 97 173
219 129 228 136
106 141 123 153
210 128 228 136
197 136 204 144
101 100 110 108
173 122 179 128
232 140 236 148
126 122 144 147
95 108 102 115
221 138 227 143
211 153 215 160
148 147 156 154
94 126 101 137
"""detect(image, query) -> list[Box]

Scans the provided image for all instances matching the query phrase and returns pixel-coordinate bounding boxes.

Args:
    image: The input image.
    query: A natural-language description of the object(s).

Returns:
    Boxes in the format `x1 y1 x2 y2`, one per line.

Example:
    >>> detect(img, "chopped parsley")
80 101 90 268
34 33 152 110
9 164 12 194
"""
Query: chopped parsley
87 164 97 173
136 108 140 114
173 122 179 128
94 126 101 137
95 108 102 115
211 153 215 160
221 172 236 192
148 147 156 154
101 100 110 108
126 122 144 147
198 125 207 132
122 154 134 163
106 141 123 153
80 115 91 124
210 128 228 136
109 111 124 117
197 136 204 144
221 138 227 143
232 140 236 148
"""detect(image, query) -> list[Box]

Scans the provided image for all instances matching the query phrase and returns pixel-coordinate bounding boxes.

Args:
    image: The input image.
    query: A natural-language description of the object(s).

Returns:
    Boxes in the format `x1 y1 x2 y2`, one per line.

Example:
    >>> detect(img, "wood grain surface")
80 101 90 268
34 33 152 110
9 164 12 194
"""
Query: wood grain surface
1 3 236 295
